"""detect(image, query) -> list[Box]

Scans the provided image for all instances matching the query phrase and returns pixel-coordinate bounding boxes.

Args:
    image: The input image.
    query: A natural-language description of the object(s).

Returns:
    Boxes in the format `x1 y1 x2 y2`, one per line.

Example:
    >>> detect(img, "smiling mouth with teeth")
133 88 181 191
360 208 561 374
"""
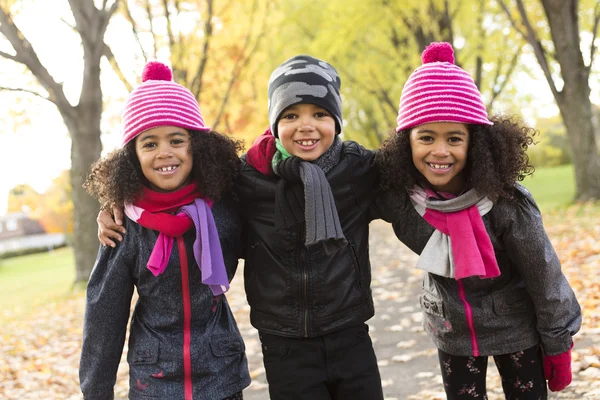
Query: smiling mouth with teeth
428 163 451 169
295 139 318 146
156 166 178 172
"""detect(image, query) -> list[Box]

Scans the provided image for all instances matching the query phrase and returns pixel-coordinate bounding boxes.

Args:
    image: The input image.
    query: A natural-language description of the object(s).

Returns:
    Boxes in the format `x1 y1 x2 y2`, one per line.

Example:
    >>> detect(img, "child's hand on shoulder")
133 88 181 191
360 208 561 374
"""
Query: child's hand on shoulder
97 207 126 248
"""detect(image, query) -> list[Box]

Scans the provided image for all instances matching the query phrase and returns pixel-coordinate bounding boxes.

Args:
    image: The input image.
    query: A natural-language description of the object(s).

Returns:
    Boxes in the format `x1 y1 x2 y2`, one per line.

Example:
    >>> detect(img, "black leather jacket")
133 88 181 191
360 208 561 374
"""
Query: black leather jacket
238 141 380 338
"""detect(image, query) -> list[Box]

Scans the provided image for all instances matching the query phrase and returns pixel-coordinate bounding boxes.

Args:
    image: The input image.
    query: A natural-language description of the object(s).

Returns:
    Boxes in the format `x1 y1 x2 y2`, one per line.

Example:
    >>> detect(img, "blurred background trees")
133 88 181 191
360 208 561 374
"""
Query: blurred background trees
0 0 598 281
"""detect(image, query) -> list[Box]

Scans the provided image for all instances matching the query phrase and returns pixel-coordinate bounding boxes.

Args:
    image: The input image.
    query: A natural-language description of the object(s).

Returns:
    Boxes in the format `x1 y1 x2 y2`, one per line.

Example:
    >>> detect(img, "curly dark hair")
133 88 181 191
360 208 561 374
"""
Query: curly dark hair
376 114 536 201
84 130 243 208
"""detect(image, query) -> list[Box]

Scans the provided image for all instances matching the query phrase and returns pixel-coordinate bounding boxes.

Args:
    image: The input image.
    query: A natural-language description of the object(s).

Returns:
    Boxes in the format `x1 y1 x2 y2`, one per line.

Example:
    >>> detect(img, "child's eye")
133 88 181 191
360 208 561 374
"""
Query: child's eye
142 142 157 149
315 111 330 118
281 113 297 120
418 135 434 142
449 136 463 143
171 138 186 145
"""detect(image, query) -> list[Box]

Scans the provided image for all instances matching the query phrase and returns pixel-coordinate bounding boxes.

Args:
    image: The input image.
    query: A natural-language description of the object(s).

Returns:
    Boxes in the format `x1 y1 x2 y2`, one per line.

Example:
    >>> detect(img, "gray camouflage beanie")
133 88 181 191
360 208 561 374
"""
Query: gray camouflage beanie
268 55 342 138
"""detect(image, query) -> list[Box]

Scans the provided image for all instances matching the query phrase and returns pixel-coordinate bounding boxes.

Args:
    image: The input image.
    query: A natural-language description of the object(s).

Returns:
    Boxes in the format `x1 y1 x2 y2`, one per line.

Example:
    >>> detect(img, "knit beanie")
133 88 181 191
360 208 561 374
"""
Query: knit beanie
121 61 210 146
396 42 492 132
268 55 342 138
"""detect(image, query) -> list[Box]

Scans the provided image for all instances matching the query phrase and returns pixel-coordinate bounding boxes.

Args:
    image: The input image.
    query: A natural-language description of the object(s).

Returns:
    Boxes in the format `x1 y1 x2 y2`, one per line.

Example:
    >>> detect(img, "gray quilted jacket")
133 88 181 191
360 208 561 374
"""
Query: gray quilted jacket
79 199 250 400
387 184 581 357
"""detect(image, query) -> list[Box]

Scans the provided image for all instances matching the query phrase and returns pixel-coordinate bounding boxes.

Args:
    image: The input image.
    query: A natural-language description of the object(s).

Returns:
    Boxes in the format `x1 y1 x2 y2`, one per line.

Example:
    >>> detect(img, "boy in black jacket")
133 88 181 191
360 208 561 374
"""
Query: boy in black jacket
238 55 385 400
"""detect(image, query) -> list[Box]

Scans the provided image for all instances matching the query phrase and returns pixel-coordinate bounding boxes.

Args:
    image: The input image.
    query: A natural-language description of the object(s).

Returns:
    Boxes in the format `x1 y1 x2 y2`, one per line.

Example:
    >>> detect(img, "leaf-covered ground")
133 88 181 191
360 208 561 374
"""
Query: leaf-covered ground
1 203 599 399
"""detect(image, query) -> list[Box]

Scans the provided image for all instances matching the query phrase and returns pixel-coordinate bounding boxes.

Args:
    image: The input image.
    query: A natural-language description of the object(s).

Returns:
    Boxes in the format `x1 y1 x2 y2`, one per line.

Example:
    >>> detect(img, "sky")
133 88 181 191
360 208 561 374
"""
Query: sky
0 1 598 216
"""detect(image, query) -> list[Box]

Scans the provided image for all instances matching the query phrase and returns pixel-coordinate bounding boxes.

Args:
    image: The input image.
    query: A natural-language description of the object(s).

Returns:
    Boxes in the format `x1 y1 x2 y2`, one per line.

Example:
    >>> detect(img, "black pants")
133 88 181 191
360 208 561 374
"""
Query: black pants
438 345 548 399
259 324 383 400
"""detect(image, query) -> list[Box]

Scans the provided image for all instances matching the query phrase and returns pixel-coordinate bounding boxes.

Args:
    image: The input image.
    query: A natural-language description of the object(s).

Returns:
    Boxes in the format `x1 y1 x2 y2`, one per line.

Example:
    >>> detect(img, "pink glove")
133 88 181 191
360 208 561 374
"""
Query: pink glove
543 344 573 392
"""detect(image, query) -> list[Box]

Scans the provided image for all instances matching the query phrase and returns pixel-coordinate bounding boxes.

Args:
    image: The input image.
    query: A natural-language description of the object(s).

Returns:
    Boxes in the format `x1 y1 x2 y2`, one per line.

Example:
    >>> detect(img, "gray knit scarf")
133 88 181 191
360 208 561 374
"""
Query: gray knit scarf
273 136 346 254
410 186 496 279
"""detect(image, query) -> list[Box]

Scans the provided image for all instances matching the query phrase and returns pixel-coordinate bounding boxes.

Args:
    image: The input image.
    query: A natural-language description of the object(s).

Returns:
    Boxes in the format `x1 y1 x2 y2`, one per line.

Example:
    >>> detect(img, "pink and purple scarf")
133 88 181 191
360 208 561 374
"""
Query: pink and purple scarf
124 183 229 295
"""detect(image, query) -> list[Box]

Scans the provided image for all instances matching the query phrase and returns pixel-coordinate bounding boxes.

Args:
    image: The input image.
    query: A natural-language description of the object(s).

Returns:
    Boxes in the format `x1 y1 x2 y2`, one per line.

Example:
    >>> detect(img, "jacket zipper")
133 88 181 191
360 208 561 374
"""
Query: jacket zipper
301 250 308 337
177 236 193 400
349 243 363 288
299 226 309 338
457 279 479 357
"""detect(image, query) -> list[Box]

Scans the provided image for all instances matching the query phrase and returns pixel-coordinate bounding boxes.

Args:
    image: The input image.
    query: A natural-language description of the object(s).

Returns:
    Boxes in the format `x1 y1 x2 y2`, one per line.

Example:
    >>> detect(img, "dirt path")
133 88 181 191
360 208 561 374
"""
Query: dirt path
1 220 599 399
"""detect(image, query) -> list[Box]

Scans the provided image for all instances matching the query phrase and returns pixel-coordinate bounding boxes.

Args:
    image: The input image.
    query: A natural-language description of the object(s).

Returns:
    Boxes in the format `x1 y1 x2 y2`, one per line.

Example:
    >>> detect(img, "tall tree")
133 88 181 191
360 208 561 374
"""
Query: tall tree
498 0 600 201
0 0 118 281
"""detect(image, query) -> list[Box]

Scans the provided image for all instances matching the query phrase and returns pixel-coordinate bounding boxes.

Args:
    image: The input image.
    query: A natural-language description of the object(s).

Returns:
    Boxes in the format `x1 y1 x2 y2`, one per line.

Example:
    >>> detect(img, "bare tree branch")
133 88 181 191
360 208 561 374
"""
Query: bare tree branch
103 43 134 92
123 0 148 63
162 0 175 49
588 1 600 71
145 0 158 59
514 0 560 99
474 0 485 88
498 0 560 101
0 86 55 104
0 6 73 115
497 0 528 38
0 49 18 62
488 47 520 109
190 0 214 98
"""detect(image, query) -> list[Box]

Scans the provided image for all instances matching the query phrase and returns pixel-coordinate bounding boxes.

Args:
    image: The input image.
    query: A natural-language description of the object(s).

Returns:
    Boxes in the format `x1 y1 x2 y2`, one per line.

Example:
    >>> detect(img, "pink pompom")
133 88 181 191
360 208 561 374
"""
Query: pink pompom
421 42 455 64
142 61 173 82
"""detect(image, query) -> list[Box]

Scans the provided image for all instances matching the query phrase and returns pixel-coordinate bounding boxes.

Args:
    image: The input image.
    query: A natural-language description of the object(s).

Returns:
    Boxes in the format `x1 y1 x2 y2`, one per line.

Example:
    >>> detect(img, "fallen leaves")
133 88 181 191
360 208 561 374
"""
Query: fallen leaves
0 202 599 399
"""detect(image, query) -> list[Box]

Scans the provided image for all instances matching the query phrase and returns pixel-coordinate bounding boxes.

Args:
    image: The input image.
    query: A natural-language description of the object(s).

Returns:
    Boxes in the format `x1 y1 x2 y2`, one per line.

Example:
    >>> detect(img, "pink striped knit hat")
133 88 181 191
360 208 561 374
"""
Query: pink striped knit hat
121 61 210 146
396 42 492 132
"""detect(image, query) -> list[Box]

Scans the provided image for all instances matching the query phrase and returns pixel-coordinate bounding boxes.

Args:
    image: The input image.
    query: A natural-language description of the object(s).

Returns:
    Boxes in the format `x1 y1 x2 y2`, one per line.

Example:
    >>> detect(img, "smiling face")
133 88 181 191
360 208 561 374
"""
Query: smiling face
409 122 470 195
276 103 336 161
135 126 193 192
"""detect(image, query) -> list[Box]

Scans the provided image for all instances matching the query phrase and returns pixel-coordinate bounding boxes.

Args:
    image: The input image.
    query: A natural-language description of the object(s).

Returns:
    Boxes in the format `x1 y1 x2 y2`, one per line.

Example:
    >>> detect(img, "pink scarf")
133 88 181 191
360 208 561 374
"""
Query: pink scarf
124 183 229 295
410 186 500 280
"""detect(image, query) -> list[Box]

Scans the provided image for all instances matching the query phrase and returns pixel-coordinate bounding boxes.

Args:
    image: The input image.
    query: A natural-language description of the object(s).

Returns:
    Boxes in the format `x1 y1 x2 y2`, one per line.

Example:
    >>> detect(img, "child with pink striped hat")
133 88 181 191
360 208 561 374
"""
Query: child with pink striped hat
80 61 250 400
378 42 581 399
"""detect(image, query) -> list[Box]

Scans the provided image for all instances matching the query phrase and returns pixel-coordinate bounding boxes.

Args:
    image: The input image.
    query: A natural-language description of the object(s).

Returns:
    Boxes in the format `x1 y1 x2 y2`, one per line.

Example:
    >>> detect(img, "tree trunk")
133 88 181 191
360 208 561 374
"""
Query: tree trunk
65 114 102 282
557 93 600 201
1 1 117 281
542 0 600 201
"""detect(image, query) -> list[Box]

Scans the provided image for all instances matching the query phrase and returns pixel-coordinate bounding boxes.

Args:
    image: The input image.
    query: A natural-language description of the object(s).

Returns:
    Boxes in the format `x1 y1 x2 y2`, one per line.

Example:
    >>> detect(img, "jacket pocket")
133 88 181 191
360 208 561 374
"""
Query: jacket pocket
207 333 248 387
492 289 534 316
210 333 245 357
420 288 453 335
127 337 173 398
420 290 445 319
259 332 291 366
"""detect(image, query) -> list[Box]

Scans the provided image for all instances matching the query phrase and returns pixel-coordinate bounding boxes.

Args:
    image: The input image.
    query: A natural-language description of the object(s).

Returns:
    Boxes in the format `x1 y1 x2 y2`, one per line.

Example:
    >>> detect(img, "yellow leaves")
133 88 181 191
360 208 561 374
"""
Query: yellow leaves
545 202 600 329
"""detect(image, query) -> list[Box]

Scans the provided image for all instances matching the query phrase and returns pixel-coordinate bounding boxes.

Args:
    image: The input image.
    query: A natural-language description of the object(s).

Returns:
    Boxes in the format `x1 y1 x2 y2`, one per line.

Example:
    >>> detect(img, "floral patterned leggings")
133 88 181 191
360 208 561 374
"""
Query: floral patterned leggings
438 345 548 399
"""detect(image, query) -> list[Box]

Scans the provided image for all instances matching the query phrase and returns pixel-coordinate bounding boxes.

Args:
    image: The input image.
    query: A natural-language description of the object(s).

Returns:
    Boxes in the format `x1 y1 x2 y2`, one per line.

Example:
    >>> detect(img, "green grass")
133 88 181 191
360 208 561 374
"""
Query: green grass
521 164 575 212
0 246 76 322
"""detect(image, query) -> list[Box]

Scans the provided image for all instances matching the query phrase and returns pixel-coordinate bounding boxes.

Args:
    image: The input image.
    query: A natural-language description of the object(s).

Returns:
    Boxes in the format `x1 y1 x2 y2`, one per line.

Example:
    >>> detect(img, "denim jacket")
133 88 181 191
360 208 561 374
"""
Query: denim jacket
79 199 250 400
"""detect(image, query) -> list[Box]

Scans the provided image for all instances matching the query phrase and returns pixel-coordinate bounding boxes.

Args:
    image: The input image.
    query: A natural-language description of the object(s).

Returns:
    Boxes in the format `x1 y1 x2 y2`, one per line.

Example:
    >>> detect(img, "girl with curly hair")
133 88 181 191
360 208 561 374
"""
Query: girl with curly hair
377 42 581 399
79 61 250 400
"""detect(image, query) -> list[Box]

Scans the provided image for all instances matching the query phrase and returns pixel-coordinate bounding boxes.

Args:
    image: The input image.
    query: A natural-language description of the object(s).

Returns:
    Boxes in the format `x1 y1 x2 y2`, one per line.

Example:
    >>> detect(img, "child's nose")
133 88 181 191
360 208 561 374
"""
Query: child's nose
431 143 450 157
298 114 315 129
156 143 173 157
